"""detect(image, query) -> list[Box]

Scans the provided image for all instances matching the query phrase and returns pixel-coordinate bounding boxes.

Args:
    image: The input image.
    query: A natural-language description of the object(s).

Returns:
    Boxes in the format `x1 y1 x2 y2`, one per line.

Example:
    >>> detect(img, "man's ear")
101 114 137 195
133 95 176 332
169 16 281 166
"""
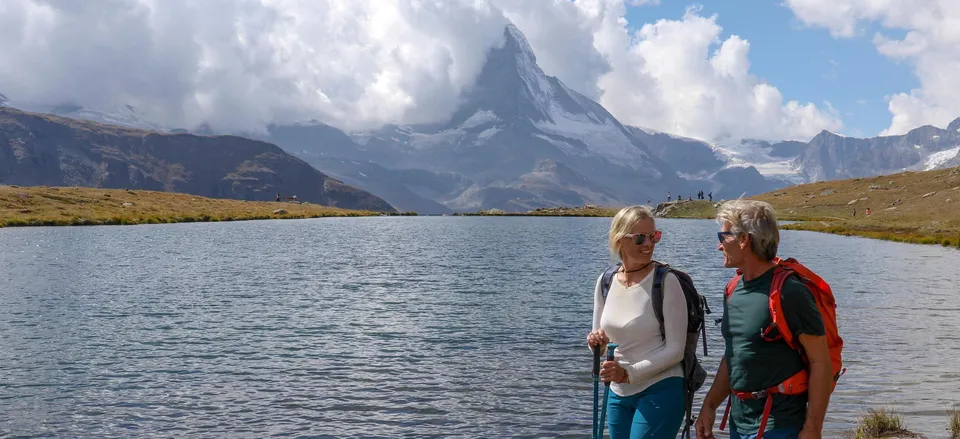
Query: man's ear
739 232 750 251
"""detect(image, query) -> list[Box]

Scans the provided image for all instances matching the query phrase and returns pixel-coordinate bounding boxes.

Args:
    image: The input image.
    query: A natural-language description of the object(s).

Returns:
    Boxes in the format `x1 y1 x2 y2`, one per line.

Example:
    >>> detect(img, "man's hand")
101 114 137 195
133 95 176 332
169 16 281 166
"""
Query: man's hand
695 404 716 439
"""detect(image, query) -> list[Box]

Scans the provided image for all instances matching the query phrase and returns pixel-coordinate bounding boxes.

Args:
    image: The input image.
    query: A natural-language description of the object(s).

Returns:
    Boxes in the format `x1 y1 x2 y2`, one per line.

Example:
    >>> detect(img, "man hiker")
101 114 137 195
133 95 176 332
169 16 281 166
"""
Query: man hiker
696 200 834 439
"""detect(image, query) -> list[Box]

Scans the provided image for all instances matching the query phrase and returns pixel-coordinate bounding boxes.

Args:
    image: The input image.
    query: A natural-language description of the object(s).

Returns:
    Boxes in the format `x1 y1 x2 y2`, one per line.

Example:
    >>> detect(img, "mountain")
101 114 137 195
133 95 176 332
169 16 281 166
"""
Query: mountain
0 107 395 212
267 24 694 212
633 120 960 195
948 117 960 133
797 125 960 181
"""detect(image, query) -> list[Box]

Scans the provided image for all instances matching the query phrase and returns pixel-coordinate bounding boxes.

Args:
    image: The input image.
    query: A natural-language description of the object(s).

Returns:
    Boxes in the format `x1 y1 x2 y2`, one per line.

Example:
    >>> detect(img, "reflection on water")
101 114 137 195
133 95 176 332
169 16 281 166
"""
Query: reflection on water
0 217 957 438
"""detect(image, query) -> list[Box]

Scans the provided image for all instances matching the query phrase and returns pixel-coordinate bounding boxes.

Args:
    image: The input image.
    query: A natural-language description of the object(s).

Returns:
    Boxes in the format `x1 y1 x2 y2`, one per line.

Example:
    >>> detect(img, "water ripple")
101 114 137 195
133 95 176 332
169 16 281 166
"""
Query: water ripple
0 217 958 438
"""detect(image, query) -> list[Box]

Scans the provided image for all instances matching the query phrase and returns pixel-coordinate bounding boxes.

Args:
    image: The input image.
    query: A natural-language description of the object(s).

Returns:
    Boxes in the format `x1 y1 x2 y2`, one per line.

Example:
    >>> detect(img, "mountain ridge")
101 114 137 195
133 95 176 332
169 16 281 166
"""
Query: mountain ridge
0 107 396 212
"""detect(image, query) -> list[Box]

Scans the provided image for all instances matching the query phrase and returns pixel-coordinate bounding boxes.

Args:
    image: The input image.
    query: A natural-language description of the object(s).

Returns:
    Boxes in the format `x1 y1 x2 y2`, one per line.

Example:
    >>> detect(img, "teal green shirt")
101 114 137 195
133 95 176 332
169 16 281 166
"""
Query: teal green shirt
721 267 825 434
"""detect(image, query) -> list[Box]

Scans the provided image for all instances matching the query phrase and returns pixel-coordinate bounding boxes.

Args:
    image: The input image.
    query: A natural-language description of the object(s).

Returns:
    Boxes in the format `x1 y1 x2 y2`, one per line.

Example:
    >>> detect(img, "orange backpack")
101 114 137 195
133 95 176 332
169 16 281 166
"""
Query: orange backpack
719 257 845 439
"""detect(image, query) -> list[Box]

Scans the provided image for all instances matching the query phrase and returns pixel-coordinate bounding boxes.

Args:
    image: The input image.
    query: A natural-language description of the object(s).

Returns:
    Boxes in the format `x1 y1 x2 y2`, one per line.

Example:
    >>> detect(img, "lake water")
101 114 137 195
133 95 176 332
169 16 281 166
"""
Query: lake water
1 217 958 439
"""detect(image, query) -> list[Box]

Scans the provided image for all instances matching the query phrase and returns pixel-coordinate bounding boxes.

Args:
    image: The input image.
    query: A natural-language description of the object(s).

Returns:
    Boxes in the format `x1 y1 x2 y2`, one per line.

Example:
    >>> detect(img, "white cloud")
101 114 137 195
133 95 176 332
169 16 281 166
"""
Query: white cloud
0 0 841 141
576 3 841 141
785 0 960 135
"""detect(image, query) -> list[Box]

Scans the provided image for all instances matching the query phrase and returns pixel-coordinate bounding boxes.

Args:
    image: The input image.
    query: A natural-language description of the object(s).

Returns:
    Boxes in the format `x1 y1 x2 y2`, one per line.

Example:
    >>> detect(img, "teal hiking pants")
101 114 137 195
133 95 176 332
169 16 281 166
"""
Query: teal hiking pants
605 376 685 439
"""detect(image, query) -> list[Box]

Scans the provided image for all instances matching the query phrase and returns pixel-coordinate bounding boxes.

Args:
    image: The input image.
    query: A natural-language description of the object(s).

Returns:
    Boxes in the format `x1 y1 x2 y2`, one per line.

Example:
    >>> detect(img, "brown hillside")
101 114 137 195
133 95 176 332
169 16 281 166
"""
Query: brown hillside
753 166 960 246
0 107 395 212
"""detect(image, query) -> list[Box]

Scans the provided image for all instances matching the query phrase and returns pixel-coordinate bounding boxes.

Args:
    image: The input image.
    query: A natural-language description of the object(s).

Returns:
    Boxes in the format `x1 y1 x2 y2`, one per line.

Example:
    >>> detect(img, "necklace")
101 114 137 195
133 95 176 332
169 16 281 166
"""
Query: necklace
620 260 655 274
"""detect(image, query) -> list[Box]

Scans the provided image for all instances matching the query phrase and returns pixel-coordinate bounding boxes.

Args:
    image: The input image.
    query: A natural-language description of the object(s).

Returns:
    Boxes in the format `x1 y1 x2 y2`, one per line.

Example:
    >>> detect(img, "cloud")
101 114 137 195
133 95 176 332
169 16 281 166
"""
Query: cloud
785 0 960 135
0 0 511 132
587 4 841 141
0 0 841 142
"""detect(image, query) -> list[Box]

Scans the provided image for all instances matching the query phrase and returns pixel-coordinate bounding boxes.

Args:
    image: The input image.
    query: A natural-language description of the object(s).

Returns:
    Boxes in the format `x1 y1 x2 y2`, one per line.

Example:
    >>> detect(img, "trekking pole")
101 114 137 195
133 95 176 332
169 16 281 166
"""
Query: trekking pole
597 343 619 439
592 345 601 439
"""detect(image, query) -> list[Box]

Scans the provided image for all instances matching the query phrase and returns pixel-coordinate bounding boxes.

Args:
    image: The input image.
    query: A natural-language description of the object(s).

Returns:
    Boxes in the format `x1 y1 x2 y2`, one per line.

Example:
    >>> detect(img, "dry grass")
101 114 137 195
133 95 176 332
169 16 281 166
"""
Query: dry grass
654 200 717 219
950 409 959 439
457 205 620 217
752 166 960 247
853 408 913 439
0 185 387 228
652 167 960 247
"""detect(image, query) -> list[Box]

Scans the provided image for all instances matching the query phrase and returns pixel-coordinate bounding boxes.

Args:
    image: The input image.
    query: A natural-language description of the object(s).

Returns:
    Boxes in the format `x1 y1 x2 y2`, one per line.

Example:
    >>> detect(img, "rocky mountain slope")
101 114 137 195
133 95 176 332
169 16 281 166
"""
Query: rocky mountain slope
266 24 698 213
0 107 395 212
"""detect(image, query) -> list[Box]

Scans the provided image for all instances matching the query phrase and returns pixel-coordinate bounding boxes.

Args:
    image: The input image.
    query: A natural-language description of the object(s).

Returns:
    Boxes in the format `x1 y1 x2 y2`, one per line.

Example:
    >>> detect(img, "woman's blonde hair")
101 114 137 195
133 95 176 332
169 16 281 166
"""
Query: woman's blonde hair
715 199 779 260
608 205 655 261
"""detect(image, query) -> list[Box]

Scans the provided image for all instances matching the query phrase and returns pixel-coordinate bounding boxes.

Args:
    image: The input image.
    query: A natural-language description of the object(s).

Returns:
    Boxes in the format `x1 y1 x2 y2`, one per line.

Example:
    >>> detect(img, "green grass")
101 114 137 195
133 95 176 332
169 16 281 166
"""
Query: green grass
853 408 911 439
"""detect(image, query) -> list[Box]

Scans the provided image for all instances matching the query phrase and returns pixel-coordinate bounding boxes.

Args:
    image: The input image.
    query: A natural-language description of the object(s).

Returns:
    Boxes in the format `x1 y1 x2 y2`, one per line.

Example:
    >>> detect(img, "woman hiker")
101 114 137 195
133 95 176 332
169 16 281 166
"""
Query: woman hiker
587 205 689 439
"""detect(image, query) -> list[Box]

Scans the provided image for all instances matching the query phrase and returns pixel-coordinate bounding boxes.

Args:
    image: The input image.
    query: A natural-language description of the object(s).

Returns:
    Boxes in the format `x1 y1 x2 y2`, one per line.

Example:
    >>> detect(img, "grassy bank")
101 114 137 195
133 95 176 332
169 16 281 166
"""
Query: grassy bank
455 205 620 217
650 167 960 248
752 166 960 248
0 185 397 228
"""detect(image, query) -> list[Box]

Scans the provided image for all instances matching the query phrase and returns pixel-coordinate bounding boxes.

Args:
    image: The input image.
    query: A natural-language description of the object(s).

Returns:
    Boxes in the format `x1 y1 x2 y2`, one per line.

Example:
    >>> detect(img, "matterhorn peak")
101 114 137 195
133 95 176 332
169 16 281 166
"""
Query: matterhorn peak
503 23 537 65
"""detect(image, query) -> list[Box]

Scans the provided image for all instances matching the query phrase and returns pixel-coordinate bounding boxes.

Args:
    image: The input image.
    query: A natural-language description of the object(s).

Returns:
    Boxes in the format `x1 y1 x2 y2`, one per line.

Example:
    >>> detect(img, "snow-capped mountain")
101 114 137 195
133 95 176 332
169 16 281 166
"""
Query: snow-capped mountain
0 95 167 132
4 22 958 213
270 24 696 212
628 119 960 194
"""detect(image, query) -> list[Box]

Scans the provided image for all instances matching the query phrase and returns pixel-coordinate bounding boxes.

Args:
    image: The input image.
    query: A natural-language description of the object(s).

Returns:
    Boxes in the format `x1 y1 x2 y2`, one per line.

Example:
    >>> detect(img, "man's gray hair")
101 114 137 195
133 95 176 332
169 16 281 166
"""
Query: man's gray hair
716 199 780 260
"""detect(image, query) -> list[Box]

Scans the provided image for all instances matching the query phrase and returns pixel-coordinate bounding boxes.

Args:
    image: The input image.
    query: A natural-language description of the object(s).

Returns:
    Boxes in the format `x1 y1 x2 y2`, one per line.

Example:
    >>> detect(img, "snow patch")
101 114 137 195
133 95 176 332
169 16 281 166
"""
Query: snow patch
461 110 498 129
924 146 960 170
710 141 806 184
476 127 499 141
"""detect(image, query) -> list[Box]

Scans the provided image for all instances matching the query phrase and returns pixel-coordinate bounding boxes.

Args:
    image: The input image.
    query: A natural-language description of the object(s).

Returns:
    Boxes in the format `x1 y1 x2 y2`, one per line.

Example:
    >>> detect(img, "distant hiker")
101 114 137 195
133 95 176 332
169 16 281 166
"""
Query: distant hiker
852 209 856 217
276 192 281 202
865 208 871 216
697 200 840 439
708 192 713 202
668 192 672 202
588 205 709 439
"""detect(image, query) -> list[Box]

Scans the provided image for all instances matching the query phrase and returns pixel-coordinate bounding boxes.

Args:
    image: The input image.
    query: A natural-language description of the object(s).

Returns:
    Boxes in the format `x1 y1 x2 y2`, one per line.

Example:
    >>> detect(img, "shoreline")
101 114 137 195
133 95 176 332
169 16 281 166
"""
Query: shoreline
455 196 960 248
0 186 412 229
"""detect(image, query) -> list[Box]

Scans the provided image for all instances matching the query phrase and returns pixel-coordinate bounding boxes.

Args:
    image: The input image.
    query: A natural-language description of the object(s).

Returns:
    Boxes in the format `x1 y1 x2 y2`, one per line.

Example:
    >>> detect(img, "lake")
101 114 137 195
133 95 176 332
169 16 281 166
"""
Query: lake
1 216 958 438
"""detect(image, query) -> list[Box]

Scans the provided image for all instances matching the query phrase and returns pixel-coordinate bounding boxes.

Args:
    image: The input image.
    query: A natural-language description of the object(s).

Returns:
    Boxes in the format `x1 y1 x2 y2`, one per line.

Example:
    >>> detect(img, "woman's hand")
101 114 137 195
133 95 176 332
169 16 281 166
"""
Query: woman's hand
600 360 629 384
586 329 610 350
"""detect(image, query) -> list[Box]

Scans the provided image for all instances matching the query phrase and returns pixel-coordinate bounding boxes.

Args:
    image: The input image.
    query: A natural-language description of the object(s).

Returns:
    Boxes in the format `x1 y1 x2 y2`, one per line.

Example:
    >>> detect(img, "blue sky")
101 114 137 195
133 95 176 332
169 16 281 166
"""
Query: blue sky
624 2 919 137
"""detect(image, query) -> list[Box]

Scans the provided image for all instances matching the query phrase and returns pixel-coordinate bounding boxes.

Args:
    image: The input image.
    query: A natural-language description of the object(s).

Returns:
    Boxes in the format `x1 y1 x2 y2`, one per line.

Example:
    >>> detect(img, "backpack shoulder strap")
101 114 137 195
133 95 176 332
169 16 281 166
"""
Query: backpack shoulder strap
767 264 799 350
651 263 671 340
724 271 742 299
600 263 621 300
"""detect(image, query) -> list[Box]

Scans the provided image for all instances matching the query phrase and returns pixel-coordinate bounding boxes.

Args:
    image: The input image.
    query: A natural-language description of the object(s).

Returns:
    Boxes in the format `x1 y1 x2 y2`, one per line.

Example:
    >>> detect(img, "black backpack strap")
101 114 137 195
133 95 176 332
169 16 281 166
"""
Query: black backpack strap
651 263 670 341
600 263 621 300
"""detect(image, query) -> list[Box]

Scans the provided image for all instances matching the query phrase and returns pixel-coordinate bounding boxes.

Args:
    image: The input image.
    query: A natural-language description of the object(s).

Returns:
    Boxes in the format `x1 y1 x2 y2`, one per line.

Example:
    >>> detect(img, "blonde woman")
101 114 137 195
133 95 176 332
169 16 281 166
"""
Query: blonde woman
586 205 688 439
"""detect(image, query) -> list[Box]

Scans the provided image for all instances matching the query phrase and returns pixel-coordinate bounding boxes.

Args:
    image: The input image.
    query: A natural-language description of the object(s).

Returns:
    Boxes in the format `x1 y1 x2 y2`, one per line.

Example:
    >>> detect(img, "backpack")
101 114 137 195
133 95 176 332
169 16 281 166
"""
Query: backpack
717 257 846 439
600 261 712 439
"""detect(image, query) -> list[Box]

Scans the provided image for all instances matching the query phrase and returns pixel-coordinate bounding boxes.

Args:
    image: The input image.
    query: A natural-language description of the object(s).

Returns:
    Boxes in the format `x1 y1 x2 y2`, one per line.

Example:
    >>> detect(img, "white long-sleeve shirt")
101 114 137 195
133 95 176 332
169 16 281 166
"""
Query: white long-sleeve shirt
592 267 688 397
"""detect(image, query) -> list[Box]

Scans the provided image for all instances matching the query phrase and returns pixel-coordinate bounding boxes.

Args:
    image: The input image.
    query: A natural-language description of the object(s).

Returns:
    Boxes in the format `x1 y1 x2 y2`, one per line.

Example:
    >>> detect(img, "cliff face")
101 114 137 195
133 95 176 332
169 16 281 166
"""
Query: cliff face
0 107 395 212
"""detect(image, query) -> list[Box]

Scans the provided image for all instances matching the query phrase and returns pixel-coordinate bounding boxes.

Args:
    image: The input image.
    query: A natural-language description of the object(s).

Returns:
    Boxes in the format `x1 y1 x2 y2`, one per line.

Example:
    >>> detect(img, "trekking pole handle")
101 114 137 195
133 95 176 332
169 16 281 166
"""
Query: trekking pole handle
606 343 618 361
604 343 618 387
592 345 602 377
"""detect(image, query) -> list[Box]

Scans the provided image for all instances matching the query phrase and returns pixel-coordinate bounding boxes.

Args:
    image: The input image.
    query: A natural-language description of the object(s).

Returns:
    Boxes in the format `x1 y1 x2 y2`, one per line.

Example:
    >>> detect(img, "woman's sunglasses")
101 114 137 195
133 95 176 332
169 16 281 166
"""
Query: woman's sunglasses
625 231 662 245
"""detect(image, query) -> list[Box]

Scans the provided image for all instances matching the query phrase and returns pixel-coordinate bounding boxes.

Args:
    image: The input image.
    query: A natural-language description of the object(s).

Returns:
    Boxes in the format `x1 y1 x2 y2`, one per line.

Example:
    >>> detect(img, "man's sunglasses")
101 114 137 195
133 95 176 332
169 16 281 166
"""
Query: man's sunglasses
625 231 662 245
717 231 738 243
